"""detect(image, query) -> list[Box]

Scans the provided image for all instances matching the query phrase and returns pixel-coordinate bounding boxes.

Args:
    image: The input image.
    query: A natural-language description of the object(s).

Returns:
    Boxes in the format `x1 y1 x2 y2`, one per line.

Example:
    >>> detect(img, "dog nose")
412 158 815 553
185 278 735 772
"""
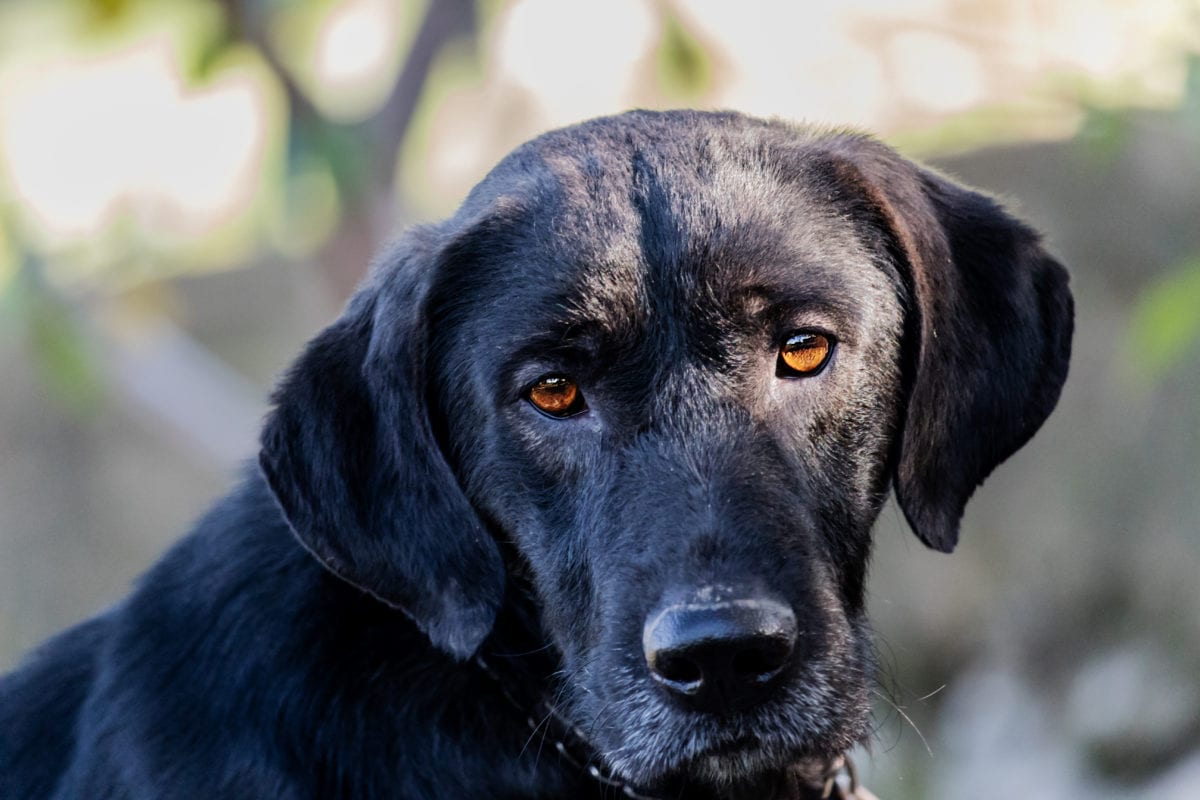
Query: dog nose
642 597 798 713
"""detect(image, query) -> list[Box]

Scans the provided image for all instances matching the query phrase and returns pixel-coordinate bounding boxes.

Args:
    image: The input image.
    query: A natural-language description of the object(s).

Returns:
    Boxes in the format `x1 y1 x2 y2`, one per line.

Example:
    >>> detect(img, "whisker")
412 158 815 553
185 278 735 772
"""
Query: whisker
489 642 556 658
916 684 946 703
518 707 556 761
871 687 933 758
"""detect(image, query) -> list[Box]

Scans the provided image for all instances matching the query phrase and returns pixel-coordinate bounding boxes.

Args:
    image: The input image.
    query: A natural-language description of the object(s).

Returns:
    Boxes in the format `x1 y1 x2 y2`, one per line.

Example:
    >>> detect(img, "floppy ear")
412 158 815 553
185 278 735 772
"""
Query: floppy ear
823 137 1073 552
258 238 505 658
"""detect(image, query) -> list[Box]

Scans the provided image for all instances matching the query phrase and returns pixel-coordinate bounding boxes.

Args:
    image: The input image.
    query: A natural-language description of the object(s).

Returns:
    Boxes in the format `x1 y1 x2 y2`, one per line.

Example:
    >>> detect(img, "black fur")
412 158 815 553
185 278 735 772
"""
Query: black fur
0 110 1072 800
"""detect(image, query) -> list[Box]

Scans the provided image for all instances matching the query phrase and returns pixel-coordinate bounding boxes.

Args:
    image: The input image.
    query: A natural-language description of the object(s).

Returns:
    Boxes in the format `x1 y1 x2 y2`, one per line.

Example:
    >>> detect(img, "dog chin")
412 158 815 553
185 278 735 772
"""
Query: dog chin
688 739 794 785
642 739 810 800
611 732 825 797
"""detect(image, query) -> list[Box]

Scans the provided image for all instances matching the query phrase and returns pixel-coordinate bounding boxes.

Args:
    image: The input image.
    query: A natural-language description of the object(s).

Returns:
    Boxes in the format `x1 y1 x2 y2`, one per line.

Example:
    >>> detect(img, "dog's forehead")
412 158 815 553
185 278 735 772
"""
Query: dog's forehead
473 129 888 340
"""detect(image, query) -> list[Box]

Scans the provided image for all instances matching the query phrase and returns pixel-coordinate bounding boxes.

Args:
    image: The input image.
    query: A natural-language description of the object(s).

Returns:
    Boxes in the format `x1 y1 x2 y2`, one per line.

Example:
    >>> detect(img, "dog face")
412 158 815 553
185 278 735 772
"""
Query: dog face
259 111 1072 793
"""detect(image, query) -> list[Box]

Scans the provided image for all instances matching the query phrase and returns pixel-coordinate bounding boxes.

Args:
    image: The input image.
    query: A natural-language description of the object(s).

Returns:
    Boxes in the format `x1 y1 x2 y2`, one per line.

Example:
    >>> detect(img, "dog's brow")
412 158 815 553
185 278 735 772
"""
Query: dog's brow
555 281 647 348
533 322 605 355
735 285 857 329
499 318 610 370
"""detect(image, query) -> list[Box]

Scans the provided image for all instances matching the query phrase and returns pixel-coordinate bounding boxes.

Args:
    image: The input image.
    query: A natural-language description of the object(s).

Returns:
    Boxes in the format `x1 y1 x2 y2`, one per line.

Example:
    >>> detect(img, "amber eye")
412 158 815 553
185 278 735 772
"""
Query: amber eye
527 375 587 417
778 332 834 377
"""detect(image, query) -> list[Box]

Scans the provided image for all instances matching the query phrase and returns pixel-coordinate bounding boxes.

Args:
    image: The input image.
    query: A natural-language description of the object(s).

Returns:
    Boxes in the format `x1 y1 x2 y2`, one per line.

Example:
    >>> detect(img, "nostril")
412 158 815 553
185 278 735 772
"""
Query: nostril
731 637 793 682
651 653 703 690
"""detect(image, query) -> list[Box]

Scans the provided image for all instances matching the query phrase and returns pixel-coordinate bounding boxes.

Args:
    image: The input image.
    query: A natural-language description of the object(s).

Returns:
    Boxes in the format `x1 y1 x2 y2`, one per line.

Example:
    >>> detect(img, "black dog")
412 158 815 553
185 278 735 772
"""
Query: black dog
0 110 1072 800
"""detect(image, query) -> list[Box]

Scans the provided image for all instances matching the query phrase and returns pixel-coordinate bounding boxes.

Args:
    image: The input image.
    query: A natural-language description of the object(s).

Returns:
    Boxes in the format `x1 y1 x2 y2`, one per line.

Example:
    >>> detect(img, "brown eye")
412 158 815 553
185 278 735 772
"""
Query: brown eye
778 332 833 376
527 375 587 417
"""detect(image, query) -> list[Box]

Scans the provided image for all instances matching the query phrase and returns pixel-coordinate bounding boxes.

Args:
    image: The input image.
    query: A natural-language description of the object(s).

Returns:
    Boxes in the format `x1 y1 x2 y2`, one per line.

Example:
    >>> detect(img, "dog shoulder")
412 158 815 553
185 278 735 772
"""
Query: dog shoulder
0 613 109 798
0 474 323 797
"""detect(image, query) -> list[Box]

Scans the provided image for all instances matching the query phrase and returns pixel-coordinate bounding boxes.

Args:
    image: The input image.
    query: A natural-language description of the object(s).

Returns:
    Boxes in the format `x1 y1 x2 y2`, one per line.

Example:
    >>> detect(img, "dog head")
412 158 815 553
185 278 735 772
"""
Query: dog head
259 111 1072 794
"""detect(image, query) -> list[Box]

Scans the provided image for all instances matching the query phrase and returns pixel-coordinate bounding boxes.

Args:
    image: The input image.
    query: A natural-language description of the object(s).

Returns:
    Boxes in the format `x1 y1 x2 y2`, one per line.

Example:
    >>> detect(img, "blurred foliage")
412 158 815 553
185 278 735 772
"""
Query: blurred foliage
1075 105 1133 165
0 0 476 407
4 263 105 418
0 220 15 293
1128 256 1200 379
0 0 286 287
0 0 1194 439
656 9 712 101
1123 56 1200 382
394 37 483 212
267 0 423 122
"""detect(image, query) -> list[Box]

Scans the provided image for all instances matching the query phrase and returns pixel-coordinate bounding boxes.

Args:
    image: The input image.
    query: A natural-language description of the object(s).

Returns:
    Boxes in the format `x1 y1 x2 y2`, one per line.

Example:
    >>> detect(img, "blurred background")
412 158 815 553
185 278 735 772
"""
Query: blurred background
1 0 1198 797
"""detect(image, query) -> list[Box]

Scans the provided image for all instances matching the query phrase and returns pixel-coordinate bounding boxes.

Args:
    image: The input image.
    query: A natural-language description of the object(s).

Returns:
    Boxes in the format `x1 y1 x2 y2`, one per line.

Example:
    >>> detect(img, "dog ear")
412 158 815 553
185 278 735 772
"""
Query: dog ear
258 235 505 658
822 137 1073 552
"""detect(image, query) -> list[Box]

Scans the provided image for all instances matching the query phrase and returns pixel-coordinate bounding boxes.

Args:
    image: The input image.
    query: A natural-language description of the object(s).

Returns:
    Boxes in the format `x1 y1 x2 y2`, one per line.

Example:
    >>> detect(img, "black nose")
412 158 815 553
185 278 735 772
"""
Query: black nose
642 597 798 713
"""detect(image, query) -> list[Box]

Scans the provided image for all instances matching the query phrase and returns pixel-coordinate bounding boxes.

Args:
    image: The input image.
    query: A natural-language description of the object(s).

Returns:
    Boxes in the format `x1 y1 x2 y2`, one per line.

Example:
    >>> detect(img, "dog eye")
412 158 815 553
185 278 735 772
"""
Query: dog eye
527 375 588 418
777 332 834 377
